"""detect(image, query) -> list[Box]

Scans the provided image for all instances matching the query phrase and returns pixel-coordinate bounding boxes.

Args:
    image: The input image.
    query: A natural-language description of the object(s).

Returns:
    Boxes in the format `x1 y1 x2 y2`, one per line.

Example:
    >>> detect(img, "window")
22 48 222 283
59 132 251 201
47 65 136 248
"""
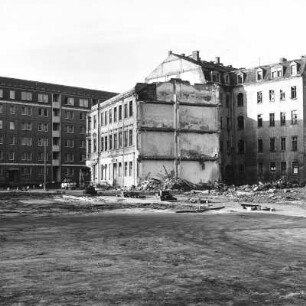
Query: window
64 97 74 106
64 125 74 133
0 104 2 113
113 133 117 149
237 73 244 84
256 69 263 81
79 99 88 107
270 162 276 173
93 115 97 129
0 89 3 98
257 91 262 103
21 91 32 101
292 136 298 151
80 140 86 148
21 137 32 146
109 134 113 150
291 86 297 99
9 105 16 114
101 137 104 151
104 111 108 125
226 95 230 107
124 162 128 176
0 151 3 160
258 139 263 153
0 135 3 144
38 94 48 103
9 135 16 145
93 138 97 152
8 152 15 160
119 131 122 148
65 153 74 162
114 107 117 122
269 113 275 127
237 116 244 129
100 112 104 126
281 137 286 151
238 140 245 154
129 129 133 146
118 162 122 177
212 72 220 82
124 104 128 118
80 154 86 162
129 101 133 117
21 122 32 130
109 110 112 124
80 112 86 120
129 161 133 176
10 90 15 99
80 126 86 134
280 90 285 101
271 66 283 78
10 121 15 130
21 152 32 161
280 112 286 126
0 120 3 129
124 130 128 147
225 74 230 85
281 162 286 175
21 167 32 176
269 90 275 102
270 138 276 152
64 168 75 176
291 110 298 125
38 108 48 117
21 106 32 116
119 105 122 120
52 94 60 102
64 110 74 119
292 161 299 174
237 93 244 107
290 63 297 76
64 139 74 147
38 138 48 146
104 136 108 151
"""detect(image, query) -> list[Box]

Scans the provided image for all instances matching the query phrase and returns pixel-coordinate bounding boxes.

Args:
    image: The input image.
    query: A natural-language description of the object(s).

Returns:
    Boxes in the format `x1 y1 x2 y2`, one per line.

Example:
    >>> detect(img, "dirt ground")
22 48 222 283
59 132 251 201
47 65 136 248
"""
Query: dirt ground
1 191 306 305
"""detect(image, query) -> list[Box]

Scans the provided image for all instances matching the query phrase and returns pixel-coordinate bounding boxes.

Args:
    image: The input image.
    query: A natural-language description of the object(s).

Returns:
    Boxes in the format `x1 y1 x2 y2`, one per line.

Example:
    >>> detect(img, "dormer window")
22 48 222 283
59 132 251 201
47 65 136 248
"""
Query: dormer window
256 68 264 81
211 71 220 83
290 62 297 76
271 65 283 78
237 73 244 84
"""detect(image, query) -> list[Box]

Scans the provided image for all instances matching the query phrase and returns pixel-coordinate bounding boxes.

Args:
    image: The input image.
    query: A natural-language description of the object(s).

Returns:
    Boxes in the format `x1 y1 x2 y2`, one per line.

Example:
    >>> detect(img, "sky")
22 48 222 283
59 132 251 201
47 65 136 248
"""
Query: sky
0 0 306 93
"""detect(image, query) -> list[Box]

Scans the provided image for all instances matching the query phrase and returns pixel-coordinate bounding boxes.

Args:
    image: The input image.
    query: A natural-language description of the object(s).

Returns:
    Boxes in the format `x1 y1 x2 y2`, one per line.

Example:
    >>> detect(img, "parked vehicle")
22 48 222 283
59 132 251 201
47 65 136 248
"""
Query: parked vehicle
61 178 77 190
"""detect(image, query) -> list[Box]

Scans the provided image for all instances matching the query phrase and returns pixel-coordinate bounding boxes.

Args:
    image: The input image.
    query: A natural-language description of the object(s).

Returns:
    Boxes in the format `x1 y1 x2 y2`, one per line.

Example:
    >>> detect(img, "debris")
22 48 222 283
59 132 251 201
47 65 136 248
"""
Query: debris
158 190 177 201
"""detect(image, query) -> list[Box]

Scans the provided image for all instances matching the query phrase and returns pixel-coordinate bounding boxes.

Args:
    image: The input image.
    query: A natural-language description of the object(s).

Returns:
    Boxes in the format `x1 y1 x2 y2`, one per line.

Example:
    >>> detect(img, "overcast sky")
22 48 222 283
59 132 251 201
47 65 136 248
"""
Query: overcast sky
0 0 305 93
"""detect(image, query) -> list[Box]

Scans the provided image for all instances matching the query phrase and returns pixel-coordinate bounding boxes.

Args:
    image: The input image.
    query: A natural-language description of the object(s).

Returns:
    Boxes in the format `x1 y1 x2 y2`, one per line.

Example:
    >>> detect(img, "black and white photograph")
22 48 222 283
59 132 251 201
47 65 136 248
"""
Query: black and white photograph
1 0 306 305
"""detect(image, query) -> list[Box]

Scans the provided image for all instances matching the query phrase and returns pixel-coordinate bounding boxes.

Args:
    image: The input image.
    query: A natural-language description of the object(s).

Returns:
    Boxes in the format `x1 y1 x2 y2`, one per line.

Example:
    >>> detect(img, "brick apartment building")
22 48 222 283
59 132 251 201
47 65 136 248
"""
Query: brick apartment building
87 51 306 186
0 77 116 188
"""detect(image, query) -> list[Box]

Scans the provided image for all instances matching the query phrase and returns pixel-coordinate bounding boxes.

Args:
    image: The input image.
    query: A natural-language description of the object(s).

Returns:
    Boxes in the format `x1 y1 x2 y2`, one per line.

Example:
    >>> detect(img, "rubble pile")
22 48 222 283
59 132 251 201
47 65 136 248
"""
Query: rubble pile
137 177 196 191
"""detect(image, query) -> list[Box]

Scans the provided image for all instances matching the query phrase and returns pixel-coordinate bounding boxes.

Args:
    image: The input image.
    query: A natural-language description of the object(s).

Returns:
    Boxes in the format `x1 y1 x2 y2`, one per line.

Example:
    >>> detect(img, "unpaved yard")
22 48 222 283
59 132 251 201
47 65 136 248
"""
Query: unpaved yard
1 193 306 305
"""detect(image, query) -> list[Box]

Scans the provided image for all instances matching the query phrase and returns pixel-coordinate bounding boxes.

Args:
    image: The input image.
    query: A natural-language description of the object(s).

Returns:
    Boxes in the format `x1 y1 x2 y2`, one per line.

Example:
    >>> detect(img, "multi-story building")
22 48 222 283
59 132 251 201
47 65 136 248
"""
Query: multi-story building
0 76 116 187
86 80 221 187
87 50 306 186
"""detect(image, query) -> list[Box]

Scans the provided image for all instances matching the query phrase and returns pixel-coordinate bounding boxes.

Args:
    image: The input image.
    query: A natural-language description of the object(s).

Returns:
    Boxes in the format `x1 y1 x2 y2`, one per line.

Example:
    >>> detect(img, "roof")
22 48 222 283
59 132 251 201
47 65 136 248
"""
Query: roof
0 76 117 99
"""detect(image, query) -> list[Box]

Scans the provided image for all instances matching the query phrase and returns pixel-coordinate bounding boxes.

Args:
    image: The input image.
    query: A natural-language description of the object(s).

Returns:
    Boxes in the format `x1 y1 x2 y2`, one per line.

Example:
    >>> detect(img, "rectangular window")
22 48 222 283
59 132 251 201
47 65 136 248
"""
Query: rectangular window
38 138 48 146
291 86 297 99
80 126 86 134
105 111 108 125
124 130 128 147
64 125 74 133
21 152 32 161
281 162 286 175
269 90 275 102
64 110 74 119
38 94 48 103
270 162 276 173
292 136 298 151
0 104 3 113
9 105 16 114
21 122 32 130
0 89 3 98
118 162 122 177
257 91 262 103
21 91 32 101
129 161 133 176
119 105 122 120
9 135 16 145
64 97 74 106
64 139 74 147
119 131 122 148
114 107 117 122
100 112 104 126
79 98 89 107
65 153 74 162
269 113 275 127
0 151 3 160
0 120 3 129
129 129 133 146
79 112 86 120
258 139 263 153
21 137 33 146
280 90 285 101
109 110 112 124
124 162 128 176
281 137 286 151
0 135 3 144
292 161 299 174
104 136 108 151
100 137 104 151
9 152 15 160
129 101 133 117
270 137 276 152
109 134 113 150
21 106 32 116
124 104 128 118
280 112 286 126
113 133 117 150
238 140 244 154
38 108 48 117
80 140 86 148
291 110 298 125
10 90 15 99
10 121 15 130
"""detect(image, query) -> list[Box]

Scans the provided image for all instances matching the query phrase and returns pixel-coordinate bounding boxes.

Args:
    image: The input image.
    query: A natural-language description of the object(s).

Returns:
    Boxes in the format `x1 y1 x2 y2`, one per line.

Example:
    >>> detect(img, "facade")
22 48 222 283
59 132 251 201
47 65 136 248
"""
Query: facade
86 80 221 187
0 76 116 187
87 50 306 186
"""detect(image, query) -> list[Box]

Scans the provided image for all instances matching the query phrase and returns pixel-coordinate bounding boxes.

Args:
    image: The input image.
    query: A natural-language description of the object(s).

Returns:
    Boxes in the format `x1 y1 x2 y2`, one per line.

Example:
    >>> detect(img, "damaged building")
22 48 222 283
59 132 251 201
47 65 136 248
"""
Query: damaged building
87 50 306 186
86 80 221 187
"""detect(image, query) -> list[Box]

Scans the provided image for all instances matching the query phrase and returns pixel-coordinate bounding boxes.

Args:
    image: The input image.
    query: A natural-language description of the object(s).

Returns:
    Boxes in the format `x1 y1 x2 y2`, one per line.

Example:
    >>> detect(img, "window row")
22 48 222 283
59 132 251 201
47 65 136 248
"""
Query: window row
257 111 298 127
100 162 133 180
257 86 297 103
258 136 298 152
258 161 299 175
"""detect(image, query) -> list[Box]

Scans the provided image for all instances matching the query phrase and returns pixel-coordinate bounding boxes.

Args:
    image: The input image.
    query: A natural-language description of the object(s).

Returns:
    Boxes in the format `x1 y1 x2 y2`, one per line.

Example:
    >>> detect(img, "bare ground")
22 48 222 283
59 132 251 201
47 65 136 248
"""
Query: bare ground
1 191 306 305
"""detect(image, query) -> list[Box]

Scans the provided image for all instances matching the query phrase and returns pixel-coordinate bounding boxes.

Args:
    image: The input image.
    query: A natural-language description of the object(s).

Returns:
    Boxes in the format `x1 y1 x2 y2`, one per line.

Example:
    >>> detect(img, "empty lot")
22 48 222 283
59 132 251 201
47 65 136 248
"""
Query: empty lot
1 201 306 305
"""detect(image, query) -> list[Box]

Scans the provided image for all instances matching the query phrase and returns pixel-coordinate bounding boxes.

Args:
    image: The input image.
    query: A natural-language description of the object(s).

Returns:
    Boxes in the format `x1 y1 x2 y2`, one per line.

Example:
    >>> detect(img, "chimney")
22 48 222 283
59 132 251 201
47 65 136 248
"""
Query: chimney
168 50 172 56
279 57 287 63
215 57 220 64
192 50 200 61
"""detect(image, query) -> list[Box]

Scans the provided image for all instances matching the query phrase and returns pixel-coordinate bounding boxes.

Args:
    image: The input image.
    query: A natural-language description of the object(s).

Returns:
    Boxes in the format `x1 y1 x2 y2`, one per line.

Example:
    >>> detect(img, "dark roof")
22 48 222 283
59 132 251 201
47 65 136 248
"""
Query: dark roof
0 76 117 99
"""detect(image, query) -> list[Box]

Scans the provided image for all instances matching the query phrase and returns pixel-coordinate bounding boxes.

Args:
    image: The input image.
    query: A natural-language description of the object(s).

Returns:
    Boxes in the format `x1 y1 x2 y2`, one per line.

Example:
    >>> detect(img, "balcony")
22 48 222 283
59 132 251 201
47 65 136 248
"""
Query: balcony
52 101 60 109
52 130 60 137
52 145 60 152
52 159 60 166
52 116 60 123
